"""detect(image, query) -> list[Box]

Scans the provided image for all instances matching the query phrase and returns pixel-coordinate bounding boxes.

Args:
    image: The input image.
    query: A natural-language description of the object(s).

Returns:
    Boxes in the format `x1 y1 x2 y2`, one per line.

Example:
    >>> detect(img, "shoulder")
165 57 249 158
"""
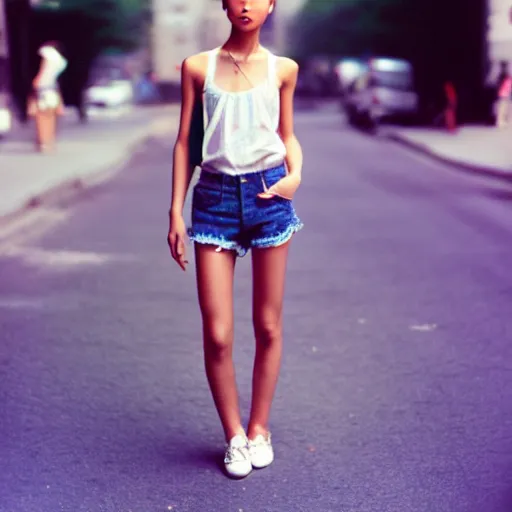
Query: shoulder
39 46 54 60
182 51 213 80
277 56 299 73
277 57 299 77
39 45 65 64
276 56 299 87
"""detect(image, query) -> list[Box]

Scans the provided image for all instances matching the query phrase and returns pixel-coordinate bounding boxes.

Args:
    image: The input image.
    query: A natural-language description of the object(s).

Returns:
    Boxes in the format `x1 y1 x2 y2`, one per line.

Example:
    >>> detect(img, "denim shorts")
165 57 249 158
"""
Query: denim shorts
188 164 303 257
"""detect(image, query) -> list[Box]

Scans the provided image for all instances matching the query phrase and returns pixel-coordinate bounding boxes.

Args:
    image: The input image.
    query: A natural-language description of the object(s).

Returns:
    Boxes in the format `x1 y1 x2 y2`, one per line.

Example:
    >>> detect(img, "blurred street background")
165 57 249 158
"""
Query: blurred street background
1 1 512 511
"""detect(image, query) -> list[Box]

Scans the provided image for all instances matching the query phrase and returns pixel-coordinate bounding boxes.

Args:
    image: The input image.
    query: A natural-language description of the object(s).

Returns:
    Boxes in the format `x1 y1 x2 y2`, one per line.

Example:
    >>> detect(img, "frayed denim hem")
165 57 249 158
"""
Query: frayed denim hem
187 230 247 257
251 219 304 250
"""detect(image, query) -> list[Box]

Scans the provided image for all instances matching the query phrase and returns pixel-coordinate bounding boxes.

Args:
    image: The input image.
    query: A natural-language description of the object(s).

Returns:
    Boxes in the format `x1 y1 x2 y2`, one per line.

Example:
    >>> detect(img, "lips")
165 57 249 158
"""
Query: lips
239 16 252 23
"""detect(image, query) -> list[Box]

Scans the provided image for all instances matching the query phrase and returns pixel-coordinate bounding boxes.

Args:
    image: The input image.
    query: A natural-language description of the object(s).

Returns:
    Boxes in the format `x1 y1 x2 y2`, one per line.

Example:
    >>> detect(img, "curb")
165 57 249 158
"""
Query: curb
0 144 134 231
0 120 175 230
385 132 512 183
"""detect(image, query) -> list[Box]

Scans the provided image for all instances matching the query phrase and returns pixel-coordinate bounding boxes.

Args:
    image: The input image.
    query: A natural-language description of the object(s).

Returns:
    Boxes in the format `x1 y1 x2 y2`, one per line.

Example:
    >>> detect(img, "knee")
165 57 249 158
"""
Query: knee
254 316 282 348
203 322 233 359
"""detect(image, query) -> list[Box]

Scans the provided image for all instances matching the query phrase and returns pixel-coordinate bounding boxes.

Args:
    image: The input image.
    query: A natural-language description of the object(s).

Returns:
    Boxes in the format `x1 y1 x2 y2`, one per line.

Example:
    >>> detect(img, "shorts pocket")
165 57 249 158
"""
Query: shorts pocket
261 169 286 191
260 174 293 202
260 169 292 201
193 182 223 208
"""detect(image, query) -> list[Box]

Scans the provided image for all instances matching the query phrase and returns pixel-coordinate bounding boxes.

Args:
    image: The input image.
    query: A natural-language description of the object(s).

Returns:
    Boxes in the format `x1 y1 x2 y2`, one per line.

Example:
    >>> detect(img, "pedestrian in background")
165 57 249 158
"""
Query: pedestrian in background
29 41 68 153
443 80 458 133
167 0 303 479
495 62 511 128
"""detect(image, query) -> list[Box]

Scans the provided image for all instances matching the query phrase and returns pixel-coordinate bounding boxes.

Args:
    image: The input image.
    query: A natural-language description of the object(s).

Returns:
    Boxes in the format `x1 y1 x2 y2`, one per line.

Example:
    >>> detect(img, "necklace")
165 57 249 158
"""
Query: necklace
227 51 245 75
226 46 260 74
227 52 253 88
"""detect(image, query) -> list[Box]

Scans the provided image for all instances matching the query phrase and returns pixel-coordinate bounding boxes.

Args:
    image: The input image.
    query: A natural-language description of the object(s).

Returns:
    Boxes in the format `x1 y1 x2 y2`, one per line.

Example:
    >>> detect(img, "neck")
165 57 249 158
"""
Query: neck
223 27 261 57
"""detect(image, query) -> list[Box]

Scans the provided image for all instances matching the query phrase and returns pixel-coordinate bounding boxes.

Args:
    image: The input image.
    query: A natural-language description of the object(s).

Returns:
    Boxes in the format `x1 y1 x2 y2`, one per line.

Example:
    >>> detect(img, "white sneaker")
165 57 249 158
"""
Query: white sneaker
248 433 274 469
224 434 252 479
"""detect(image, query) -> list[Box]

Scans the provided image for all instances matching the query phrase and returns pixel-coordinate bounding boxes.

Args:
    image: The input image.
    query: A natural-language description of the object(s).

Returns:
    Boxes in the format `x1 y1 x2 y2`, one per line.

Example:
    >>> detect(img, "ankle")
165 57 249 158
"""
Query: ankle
247 424 268 441
225 426 247 443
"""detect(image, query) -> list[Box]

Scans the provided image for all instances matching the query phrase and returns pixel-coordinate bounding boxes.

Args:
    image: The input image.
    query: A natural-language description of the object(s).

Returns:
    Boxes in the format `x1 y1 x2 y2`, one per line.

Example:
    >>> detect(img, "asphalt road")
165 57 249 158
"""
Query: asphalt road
1 109 512 512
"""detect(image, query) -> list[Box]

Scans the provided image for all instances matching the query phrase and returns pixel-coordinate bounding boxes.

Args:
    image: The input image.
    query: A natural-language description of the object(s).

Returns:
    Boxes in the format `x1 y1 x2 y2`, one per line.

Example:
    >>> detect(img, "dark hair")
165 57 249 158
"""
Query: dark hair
42 40 63 55
222 0 275 9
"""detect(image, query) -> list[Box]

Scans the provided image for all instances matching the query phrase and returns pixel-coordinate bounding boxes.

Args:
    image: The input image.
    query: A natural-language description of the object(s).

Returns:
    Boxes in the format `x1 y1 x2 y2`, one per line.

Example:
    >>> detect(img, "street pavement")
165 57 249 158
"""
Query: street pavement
1 109 512 512
385 123 512 176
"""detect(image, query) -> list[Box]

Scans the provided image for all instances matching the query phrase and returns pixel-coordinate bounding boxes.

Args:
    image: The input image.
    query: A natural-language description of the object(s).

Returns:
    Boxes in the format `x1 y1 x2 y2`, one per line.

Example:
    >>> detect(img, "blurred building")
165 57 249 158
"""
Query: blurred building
0 0 8 88
487 0 512 78
152 0 201 94
0 0 11 133
274 0 306 54
200 2 230 51
151 0 232 98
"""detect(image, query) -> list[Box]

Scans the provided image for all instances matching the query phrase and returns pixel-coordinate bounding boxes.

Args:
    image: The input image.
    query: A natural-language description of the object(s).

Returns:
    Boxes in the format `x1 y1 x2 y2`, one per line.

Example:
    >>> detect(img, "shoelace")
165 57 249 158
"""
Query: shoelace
249 433 272 449
224 444 249 464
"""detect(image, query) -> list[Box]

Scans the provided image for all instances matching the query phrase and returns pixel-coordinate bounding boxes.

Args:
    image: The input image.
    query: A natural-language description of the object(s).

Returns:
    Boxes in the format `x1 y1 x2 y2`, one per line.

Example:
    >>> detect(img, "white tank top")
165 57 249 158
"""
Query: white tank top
38 46 68 89
200 48 287 176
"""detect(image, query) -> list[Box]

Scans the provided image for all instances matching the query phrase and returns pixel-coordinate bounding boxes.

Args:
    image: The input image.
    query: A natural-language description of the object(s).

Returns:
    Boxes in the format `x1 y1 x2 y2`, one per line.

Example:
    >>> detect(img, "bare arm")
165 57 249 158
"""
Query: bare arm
278 58 302 183
170 57 200 217
259 58 303 201
32 58 49 88
168 55 206 271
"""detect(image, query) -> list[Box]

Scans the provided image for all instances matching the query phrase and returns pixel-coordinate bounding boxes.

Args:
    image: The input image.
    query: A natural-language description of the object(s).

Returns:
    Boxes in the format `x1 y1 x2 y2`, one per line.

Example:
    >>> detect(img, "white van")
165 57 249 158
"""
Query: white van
334 58 367 95
345 57 419 125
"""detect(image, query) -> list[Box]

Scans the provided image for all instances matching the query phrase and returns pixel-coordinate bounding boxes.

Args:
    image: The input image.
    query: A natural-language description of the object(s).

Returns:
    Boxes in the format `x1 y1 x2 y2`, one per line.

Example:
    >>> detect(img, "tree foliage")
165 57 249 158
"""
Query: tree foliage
292 0 427 60
291 0 488 119
34 0 151 53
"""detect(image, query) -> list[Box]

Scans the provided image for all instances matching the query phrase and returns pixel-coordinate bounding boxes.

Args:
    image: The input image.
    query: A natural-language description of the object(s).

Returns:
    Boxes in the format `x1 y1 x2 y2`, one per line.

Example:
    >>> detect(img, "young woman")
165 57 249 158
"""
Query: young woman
30 41 67 153
496 64 511 128
168 0 303 479
443 80 458 133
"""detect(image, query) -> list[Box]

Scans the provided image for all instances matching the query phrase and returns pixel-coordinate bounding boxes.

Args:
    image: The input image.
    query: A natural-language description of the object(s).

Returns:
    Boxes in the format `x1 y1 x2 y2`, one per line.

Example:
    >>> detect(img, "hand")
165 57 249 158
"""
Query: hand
167 213 189 271
257 174 301 201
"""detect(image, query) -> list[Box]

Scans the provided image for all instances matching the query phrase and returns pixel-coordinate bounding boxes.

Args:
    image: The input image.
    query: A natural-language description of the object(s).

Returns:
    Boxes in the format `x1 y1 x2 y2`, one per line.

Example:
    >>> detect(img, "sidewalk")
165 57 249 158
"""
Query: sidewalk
0 105 179 221
385 124 512 178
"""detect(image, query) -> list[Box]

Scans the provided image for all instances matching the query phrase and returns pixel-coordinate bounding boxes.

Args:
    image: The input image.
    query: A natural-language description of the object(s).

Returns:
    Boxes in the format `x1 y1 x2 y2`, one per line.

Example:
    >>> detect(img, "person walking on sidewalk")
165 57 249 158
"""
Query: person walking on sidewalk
443 80 458 133
29 41 68 153
496 62 511 128
167 0 303 479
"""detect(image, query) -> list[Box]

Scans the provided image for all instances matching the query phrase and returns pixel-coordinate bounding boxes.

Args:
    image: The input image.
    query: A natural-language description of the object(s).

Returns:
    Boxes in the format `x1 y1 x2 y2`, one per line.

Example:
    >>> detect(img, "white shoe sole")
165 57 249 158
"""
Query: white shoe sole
225 464 252 479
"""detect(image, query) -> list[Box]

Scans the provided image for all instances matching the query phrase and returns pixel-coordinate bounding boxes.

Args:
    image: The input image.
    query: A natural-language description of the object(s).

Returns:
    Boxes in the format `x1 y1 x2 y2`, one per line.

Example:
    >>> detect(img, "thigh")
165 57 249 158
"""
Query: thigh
195 243 237 330
189 174 245 256
35 110 50 137
252 242 290 326
37 109 52 124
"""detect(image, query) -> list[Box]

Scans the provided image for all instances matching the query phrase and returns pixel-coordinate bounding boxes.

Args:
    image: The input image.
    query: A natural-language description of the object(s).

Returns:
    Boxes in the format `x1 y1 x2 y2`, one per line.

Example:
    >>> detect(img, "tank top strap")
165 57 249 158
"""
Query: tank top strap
266 51 278 87
204 48 219 88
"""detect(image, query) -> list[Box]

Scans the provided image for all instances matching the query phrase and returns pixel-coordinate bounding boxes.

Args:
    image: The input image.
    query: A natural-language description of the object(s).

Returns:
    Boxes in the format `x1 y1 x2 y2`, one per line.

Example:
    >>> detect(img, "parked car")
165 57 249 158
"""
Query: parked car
0 92 12 137
333 58 367 97
84 67 134 109
344 57 419 126
134 72 161 105
296 66 324 98
296 57 343 98
84 78 134 109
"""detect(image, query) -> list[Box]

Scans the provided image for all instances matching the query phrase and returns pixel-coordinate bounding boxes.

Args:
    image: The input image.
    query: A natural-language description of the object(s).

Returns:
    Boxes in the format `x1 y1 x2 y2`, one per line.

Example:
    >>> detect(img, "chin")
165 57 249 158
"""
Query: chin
231 19 263 32
237 24 260 33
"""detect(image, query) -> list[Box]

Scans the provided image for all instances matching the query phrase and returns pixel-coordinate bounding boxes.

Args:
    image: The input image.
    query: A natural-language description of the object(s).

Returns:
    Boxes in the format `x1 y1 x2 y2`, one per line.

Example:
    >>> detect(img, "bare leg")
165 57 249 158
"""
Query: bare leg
36 110 55 152
248 242 290 440
35 109 44 149
195 244 244 442
497 99 508 128
47 110 57 149
445 107 457 133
